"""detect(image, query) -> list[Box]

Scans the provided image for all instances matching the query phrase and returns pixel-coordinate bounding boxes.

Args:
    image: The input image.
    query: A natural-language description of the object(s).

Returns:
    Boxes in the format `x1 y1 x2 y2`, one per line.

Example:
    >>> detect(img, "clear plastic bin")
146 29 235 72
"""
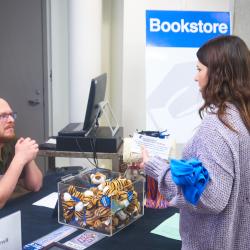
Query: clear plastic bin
58 168 144 236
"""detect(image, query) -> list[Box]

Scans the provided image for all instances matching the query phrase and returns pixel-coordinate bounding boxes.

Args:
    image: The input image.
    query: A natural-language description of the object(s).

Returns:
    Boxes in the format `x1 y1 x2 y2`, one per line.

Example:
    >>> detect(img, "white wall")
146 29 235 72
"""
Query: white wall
120 0 232 138
121 0 146 137
115 0 233 157
50 0 250 163
50 0 71 167
234 0 250 44
50 0 233 136
50 0 69 134
68 0 102 122
109 0 123 124
50 0 111 169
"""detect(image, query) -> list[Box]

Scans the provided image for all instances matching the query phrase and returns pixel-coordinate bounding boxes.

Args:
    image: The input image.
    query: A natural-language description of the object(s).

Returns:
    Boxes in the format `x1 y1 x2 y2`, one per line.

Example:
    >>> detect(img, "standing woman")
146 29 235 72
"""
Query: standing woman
141 35 250 250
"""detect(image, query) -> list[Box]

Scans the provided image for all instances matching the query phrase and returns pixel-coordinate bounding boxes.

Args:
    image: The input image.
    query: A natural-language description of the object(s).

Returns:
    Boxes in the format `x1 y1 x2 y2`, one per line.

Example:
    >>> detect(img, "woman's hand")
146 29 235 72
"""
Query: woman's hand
140 146 149 169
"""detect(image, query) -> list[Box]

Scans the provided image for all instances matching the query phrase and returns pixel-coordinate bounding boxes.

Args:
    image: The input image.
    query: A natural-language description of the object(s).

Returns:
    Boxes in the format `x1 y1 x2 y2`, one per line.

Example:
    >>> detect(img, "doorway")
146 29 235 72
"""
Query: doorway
0 0 49 174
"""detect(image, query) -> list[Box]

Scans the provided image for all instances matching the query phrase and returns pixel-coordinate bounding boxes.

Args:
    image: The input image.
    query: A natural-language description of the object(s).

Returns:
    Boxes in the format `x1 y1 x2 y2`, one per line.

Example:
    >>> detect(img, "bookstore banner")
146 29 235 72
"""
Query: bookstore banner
146 10 231 143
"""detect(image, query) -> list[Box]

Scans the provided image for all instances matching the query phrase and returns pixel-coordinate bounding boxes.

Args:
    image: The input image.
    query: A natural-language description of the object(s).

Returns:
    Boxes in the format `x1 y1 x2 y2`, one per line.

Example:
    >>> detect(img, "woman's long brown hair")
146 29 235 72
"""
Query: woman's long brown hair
197 35 250 132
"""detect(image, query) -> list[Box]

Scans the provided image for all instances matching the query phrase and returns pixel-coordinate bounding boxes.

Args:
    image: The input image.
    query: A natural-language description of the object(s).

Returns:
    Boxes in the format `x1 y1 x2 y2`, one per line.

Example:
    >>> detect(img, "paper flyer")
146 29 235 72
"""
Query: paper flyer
23 225 78 249
131 132 171 160
64 230 105 249
32 192 58 209
151 213 181 241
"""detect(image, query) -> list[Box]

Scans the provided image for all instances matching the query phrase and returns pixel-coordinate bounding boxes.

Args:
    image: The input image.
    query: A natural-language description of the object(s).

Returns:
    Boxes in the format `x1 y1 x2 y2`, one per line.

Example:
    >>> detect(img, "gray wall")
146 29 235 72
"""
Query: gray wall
234 0 250 46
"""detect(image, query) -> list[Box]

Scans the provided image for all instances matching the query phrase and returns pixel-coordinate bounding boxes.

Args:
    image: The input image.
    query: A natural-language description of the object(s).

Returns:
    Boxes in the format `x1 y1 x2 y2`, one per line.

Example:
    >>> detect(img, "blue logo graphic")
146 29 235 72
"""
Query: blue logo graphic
146 10 231 48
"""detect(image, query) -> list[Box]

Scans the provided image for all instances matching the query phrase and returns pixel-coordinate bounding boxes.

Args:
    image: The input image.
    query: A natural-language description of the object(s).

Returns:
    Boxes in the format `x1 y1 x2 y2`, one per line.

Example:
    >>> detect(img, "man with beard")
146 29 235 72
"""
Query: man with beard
0 98 43 208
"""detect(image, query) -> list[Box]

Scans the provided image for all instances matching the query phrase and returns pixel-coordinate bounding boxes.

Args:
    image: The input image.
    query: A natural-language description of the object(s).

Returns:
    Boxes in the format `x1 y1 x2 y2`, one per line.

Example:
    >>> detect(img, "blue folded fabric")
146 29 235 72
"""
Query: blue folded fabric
170 158 210 205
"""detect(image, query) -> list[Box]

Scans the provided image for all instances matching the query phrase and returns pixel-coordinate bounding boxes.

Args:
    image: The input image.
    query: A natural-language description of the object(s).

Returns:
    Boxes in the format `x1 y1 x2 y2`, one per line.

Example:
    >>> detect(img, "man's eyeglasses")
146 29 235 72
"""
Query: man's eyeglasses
0 112 17 122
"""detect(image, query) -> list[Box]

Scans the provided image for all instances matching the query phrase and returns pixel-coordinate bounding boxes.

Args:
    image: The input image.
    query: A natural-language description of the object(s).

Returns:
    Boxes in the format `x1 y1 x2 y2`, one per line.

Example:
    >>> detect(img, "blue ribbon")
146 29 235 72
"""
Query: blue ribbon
170 158 210 205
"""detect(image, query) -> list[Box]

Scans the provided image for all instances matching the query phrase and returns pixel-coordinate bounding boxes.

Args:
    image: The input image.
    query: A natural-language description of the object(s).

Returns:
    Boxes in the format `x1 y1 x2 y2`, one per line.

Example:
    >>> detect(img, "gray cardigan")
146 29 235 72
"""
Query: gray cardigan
145 105 250 250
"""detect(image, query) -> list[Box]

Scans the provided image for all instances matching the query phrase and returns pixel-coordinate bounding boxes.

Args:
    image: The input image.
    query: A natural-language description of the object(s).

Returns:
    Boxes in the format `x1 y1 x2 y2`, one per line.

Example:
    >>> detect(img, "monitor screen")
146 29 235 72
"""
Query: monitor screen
83 73 107 133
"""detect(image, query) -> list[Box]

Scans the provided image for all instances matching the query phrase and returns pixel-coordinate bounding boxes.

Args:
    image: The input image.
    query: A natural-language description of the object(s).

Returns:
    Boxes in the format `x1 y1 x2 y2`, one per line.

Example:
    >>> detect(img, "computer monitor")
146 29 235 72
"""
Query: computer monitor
57 73 107 137
83 73 107 133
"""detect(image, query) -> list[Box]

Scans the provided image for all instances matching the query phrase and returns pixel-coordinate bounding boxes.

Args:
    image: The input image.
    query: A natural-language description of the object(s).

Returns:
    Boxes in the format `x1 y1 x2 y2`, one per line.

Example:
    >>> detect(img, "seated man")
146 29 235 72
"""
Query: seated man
0 98 43 208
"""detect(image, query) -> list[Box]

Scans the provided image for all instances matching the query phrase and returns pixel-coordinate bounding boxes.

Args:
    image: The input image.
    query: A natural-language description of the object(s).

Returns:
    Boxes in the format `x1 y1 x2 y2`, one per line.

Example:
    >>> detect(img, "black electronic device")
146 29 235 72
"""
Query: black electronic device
58 73 107 137
137 129 169 139
56 126 123 153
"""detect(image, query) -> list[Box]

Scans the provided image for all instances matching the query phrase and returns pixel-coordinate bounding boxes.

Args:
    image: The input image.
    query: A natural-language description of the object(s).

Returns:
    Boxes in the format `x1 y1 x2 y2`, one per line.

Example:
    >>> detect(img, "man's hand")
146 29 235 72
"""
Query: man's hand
14 137 39 165
140 146 150 169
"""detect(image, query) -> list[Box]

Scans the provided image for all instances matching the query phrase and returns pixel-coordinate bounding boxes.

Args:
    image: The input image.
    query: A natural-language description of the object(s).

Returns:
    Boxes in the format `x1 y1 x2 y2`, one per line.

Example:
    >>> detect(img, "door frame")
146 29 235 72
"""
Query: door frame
42 0 51 140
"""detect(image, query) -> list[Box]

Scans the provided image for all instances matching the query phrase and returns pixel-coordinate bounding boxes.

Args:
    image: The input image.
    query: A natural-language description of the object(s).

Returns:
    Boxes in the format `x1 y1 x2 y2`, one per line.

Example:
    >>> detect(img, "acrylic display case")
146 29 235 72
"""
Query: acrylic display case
58 168 144 236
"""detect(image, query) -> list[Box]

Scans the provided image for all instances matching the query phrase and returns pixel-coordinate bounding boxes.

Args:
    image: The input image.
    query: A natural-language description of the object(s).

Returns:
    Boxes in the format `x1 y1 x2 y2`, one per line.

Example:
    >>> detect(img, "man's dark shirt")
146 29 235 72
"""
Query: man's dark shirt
0 141 15 175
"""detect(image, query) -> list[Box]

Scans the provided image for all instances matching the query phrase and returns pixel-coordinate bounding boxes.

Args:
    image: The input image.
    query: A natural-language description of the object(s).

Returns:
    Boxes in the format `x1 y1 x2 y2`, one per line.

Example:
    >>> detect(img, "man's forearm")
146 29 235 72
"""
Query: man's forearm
23 160 43 191
0 156 25 208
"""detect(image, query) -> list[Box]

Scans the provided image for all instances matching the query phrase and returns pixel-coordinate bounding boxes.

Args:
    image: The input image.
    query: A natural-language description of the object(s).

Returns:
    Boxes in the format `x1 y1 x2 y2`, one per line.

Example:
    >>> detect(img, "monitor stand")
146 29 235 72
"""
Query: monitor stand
84 100 119 137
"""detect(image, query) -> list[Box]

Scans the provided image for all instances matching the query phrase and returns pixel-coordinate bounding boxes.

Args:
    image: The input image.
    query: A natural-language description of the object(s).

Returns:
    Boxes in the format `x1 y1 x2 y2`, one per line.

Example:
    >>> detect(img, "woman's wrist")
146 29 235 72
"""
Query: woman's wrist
144 156 167 181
